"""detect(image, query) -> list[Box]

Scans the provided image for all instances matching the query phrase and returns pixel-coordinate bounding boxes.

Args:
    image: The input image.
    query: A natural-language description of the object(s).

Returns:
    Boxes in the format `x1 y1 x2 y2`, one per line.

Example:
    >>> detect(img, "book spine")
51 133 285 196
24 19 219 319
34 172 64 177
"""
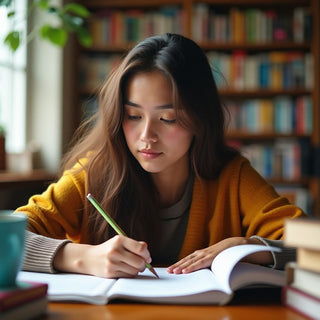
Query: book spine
282 286 320 320
207 51 310 90
297 248 320 273
196 6 310 43
0 283 48 312
226 96 311 136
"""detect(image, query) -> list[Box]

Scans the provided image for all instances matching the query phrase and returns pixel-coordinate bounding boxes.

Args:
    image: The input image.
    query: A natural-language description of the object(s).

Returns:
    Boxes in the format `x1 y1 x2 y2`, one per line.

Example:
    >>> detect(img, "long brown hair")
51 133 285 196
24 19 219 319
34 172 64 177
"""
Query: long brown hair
61 33 238 247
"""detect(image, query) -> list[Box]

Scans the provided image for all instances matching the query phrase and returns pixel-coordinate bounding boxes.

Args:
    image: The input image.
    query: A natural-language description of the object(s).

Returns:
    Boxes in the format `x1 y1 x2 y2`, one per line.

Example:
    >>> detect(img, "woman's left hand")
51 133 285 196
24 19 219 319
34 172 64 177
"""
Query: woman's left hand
167 236 273 274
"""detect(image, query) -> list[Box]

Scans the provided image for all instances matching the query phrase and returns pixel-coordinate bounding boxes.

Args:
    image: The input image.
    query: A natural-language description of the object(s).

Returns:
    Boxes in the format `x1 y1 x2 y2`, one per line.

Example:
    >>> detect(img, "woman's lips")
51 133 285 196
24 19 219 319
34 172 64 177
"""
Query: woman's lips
139 149 162 159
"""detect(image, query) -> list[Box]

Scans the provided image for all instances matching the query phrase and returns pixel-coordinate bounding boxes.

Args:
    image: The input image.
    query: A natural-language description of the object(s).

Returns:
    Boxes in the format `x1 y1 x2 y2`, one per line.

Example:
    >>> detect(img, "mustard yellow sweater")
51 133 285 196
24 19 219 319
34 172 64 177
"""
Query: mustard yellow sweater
17 155 304 268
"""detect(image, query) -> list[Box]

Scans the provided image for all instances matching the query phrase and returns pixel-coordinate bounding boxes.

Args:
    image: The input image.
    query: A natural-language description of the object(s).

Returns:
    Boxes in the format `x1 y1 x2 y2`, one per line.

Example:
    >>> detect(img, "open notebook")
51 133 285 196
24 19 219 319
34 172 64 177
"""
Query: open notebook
18 244 285 305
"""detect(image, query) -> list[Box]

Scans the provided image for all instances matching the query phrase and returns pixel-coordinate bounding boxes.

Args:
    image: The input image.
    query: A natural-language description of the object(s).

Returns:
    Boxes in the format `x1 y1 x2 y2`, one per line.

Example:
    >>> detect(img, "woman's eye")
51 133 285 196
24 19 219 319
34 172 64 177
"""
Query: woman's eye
160 118 176 124
127 115 141 120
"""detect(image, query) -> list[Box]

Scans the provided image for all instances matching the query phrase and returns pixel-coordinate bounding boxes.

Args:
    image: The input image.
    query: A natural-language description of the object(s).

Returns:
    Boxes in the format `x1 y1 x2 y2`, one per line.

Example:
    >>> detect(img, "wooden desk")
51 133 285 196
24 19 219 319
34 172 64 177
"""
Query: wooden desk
42 289 308 320
45 302 307 320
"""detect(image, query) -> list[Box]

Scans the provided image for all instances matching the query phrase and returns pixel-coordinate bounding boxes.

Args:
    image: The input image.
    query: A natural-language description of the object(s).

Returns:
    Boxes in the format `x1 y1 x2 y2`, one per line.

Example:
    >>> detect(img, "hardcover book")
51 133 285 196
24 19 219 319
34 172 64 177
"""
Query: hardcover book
286 262 320 299
282 286 320 320
284 217 320 250
297 248 320 273
0 281 47 312
0 281 48 320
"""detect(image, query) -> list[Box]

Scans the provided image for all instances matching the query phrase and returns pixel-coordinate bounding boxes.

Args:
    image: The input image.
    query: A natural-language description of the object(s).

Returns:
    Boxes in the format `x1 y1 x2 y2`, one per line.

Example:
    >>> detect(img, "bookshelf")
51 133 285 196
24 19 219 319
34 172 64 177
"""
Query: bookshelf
64 0 320 216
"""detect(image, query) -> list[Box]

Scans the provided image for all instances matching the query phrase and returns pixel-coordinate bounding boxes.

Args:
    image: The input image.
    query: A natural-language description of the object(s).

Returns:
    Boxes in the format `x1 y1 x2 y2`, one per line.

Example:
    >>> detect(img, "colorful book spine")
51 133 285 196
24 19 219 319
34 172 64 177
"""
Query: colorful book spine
207 51 313 90
89 6 183 46
229 138 312 181
226 96 312 135
192 5 312 43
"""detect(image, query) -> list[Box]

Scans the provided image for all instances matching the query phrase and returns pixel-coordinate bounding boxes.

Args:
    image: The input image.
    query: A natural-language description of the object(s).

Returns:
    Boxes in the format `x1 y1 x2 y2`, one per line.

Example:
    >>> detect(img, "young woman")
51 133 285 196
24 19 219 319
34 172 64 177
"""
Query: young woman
17 33 304 278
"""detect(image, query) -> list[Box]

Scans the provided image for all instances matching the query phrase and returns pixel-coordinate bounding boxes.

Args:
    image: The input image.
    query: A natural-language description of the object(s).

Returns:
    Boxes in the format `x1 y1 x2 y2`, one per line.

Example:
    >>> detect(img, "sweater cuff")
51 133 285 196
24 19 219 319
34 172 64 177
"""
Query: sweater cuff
250 235 296 270
23 230 72 273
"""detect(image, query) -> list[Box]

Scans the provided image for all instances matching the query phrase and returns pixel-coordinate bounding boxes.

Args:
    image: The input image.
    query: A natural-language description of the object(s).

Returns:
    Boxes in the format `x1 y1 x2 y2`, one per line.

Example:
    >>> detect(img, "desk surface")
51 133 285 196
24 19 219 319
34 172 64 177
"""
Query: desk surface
42 289 308 320
45 302 307 320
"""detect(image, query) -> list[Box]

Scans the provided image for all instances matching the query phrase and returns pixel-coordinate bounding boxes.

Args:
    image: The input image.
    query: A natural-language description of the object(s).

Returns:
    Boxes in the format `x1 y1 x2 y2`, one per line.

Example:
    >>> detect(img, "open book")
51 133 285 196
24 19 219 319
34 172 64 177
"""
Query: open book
18 244 285 305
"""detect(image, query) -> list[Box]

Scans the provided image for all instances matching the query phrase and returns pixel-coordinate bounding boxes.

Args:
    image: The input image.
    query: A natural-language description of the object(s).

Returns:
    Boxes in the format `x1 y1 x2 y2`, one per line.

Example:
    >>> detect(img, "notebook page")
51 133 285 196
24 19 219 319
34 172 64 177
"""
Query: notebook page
108 267 224 299
18 271 116 304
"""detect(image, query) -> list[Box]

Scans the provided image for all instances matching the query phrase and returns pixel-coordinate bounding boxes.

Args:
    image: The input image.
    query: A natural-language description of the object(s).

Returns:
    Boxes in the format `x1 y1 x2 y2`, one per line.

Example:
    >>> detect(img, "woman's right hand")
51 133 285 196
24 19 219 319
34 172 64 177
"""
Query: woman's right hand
53 235 152 278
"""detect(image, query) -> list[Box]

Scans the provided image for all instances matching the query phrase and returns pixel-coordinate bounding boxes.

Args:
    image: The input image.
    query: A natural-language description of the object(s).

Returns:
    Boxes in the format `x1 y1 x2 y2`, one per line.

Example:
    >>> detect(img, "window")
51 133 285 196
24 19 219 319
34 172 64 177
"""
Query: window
0 0 27 153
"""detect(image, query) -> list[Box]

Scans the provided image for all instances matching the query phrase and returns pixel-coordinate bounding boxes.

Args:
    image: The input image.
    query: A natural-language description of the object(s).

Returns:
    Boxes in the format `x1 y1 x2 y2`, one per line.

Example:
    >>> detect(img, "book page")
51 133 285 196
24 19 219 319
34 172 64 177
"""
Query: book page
107 267 230 304
18 271 116 305
110 245 279 302
229 262 285 291
211 244 281 293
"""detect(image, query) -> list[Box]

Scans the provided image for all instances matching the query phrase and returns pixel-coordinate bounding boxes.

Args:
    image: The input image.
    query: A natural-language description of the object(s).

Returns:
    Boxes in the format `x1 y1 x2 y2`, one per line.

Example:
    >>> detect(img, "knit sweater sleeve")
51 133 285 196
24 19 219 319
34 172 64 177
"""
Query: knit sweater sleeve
15 165 86 240
16 165 87 273
237 158 306 239
22 230 71 273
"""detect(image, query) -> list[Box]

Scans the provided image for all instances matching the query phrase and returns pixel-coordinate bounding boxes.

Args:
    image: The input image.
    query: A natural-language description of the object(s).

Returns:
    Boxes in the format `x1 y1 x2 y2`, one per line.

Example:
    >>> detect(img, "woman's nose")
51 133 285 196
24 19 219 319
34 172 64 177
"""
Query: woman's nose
141 119 158 143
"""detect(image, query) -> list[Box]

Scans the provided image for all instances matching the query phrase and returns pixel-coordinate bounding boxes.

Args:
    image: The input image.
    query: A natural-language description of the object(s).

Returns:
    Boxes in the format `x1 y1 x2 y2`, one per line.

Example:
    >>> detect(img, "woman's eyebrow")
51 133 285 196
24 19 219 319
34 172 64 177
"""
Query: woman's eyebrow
124 100 173 110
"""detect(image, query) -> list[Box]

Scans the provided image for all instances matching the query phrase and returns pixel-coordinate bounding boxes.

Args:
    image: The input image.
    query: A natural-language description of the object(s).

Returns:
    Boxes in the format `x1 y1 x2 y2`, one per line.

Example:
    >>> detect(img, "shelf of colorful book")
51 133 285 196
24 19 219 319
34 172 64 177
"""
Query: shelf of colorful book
194 0 310 6
226 97 312 135
80 41 311 53
85 5 185 47
79 87 312 99
192 2 312 43
227 133 311 140
227 136 312 187
80 0 187 8
199 42 311 51
78 48 313 93
220 89 311 97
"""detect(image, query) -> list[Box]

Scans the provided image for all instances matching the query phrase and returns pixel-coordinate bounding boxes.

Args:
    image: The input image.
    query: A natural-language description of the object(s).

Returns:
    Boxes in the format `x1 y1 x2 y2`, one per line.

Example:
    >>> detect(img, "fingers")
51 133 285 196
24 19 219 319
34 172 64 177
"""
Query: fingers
99 235 152 278
167 237 250 275
102 258 145 279
120 236 152 264
167 250 212 274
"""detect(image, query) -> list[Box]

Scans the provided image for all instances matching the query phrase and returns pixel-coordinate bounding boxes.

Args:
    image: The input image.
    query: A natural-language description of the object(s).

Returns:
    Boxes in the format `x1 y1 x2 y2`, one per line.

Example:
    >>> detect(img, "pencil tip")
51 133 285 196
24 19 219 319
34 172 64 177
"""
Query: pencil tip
149 267 160 279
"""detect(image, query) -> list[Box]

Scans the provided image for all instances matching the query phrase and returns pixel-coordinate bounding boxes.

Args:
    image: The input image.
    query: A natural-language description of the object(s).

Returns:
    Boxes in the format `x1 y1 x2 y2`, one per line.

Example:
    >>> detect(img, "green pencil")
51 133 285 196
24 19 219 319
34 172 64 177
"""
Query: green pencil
87 193 159 278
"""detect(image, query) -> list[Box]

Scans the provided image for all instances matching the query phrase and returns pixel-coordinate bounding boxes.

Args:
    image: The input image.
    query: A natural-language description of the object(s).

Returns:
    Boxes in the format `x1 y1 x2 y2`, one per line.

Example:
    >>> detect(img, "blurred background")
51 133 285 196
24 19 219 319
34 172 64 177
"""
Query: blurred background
0 0 319 216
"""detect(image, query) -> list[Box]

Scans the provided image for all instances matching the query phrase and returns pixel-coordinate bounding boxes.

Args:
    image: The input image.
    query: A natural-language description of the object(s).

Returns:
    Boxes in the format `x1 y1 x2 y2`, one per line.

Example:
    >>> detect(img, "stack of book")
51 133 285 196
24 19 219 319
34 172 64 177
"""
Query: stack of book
283 218 320 320
0 281 48 320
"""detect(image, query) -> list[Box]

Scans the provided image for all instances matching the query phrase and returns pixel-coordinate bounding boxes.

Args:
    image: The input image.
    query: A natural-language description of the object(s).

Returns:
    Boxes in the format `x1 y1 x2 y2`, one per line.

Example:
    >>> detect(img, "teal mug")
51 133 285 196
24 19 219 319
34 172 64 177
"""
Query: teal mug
0 211 27 288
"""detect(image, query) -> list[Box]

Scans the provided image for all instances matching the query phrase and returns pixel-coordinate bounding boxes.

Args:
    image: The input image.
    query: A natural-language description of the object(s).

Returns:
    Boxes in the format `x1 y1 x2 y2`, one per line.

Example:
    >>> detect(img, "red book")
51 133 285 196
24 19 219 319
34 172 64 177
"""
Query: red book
0 281 48 312
282 285 320 320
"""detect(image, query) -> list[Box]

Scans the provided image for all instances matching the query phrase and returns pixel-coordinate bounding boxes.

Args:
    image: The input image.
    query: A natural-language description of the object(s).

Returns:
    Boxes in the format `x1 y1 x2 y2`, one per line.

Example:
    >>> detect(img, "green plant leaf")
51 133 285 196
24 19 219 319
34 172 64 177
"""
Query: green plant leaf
0 125 5 136
63 3 90 18
36 0 49 10
77 26 92 47
0 0 12 7
62 14 84 32
7 10 15 18
4 31 20 51
47 6 58 14
40 25 67 47
2 1 92 51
